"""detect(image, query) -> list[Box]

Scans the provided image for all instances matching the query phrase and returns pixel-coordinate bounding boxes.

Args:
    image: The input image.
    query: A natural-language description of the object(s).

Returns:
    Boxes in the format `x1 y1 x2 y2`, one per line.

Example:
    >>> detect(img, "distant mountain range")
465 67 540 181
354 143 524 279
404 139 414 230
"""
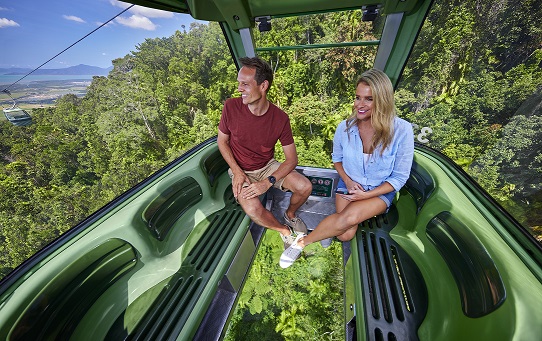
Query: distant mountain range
0 64 112 76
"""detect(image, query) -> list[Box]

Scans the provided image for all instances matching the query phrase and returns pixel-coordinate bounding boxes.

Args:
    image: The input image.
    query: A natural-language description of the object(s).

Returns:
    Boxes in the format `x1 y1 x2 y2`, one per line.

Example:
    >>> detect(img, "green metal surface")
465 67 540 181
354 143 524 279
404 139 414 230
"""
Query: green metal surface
126 197 246 340
220 22 249 66
427 211 506 318
4 239 137 340
0 140 254 340
348 146 542 340
183 0 424 26
379 0 434 86
353 206 429 340
256 40 380 52
1 139 541 340
120 0 189 13
143 176 203 240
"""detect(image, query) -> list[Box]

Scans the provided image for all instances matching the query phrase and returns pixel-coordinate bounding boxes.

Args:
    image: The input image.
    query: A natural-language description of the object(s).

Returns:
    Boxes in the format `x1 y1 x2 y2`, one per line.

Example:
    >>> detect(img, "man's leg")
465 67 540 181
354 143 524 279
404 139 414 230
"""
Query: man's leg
228 166 291 235
237 195 291 236
282 171 312 217
237 194 298 249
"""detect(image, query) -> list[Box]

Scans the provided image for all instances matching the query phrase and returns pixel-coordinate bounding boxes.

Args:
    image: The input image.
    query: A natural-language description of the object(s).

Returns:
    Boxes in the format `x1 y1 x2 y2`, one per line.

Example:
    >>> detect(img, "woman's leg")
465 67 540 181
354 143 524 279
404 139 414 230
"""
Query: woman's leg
298 197 387 247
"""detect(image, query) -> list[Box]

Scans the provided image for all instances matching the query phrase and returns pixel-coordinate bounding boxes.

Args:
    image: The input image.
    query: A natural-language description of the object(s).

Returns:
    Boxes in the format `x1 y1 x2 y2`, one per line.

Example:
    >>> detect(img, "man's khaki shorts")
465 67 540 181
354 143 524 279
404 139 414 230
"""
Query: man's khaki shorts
227 159 297 191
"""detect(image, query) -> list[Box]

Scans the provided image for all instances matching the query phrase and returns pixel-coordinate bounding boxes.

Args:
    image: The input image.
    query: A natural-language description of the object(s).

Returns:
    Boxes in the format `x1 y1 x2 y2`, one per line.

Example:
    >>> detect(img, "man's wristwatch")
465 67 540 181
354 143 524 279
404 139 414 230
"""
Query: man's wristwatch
267 175 276 187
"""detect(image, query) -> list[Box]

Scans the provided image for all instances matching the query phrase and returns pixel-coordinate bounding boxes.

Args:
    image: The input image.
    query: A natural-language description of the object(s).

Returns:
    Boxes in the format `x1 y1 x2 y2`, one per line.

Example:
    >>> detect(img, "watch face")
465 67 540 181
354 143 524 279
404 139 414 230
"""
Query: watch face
268 176 276 184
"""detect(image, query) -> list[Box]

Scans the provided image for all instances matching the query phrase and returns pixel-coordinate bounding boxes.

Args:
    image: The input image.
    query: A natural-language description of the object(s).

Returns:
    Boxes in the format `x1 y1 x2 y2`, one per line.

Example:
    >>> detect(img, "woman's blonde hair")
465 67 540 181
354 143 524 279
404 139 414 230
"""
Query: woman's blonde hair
346 69 396 155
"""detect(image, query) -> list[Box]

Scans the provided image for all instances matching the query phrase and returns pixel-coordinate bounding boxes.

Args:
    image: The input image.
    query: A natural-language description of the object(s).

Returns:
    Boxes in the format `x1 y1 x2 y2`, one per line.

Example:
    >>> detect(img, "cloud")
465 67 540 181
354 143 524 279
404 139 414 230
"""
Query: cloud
109 0 177 31
110 0 173 18
115 15 156 30
63 15 86 23
0 18 19 28
96 21 115 27
129 6 174 18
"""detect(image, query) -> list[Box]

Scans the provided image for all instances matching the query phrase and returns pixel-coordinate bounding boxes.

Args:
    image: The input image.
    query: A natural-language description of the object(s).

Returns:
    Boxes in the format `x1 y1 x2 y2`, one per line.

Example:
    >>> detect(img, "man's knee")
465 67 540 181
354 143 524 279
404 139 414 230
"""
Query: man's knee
300 176 313 195
239 199 265 219
289 173 312 196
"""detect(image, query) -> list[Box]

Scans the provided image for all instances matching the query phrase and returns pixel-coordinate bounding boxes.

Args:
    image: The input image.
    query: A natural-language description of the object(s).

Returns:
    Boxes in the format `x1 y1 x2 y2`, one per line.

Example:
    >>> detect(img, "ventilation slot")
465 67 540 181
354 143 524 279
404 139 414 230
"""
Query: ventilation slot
375 328 384 341
371 234 392 323
362 230 379 319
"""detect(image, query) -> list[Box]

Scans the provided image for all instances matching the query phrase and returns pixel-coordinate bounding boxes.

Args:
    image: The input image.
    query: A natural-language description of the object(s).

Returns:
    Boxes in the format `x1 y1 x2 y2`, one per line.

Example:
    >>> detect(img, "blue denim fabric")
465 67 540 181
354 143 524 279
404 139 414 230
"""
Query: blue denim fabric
332 117 414 192
336 178 396 208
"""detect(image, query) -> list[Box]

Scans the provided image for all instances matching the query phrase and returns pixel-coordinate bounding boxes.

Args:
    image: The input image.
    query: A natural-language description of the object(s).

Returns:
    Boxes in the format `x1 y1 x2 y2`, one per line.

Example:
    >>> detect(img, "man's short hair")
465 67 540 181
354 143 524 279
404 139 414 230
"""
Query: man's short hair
239 56 273 90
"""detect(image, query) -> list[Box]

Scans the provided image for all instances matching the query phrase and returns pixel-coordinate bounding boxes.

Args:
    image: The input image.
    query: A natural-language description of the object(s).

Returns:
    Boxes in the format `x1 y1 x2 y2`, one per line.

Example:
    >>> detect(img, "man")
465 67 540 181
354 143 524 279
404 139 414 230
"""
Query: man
217 56 312 248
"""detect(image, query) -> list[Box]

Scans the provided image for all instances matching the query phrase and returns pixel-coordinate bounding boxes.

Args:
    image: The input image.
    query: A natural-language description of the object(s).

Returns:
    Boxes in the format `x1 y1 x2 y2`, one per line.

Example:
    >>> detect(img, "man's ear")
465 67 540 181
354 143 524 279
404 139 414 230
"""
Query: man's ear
260 79 269 92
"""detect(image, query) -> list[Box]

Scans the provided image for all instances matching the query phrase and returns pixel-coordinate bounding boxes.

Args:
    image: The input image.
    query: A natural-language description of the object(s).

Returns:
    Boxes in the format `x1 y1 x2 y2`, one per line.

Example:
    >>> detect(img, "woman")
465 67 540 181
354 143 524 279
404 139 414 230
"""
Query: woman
280 69 414 268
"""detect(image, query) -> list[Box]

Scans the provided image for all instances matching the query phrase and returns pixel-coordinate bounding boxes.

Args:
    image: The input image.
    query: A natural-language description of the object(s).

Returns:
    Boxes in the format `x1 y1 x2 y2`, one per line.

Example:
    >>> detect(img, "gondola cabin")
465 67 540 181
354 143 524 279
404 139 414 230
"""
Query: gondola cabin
0 0 540 340
3 107 32 127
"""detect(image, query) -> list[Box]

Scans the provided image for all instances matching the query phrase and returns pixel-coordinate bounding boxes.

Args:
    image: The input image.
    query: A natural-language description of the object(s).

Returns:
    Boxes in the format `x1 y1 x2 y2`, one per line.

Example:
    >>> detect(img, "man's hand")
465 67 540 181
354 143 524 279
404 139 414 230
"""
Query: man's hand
241 180 271 200
232 171 251 199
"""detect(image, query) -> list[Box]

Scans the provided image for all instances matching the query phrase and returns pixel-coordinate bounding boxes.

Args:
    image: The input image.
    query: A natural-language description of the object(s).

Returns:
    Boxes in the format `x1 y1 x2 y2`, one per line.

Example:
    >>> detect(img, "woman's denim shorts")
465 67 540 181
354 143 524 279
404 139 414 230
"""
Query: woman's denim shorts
336 178 396 208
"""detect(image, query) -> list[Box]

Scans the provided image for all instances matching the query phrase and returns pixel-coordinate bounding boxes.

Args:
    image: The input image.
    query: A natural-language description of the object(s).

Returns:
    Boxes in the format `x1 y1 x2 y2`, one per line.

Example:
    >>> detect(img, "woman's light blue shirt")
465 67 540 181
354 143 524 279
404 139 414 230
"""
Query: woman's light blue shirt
332 117 414 192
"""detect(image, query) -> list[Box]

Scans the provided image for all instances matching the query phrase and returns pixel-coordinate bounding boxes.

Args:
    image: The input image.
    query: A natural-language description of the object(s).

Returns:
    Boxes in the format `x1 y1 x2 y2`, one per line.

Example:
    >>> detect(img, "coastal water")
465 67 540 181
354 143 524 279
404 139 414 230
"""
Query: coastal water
0 74 95 86
1 75 96 107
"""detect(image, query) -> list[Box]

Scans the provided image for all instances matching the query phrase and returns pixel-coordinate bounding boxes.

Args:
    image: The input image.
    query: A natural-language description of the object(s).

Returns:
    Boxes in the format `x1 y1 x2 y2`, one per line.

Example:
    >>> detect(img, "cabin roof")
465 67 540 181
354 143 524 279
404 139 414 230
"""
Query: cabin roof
121 0 425 28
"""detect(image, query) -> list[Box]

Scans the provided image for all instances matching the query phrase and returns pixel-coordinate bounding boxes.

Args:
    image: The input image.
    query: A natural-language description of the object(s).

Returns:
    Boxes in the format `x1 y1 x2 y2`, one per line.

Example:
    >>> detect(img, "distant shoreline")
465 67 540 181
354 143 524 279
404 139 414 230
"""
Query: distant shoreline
1 77 95 109
0 74 96 87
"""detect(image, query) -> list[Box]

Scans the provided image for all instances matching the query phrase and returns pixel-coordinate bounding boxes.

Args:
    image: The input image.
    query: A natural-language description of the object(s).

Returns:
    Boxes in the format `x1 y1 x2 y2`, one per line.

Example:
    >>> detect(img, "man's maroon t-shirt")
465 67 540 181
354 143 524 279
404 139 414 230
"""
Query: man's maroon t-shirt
218 97 294 171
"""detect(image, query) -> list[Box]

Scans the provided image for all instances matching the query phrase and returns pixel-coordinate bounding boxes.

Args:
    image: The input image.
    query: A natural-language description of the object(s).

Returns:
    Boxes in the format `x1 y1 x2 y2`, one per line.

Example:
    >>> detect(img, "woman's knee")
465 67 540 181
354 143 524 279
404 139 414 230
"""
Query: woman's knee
339 213 364 228
337 228 357 241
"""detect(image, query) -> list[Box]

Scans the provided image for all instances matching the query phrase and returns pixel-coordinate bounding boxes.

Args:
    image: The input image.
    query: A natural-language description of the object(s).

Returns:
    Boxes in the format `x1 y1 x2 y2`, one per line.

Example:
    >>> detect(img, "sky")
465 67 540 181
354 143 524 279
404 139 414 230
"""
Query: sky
0 0 198 69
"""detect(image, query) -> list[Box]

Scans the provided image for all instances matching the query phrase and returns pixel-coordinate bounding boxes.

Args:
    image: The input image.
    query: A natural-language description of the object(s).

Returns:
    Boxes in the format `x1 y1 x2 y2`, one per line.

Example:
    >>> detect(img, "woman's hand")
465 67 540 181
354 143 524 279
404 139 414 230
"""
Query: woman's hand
345 181 363 192
338 186 368 202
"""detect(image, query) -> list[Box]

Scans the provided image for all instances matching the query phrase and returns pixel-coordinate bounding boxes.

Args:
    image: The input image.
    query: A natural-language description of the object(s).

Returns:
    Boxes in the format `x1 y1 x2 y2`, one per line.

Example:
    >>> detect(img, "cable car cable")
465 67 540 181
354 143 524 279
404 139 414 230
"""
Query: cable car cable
1 4 135 94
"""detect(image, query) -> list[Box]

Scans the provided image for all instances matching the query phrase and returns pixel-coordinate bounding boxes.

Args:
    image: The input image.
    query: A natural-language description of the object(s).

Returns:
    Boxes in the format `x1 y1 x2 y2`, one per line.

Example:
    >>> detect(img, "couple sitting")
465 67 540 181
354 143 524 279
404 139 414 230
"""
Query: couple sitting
217 57 414 269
